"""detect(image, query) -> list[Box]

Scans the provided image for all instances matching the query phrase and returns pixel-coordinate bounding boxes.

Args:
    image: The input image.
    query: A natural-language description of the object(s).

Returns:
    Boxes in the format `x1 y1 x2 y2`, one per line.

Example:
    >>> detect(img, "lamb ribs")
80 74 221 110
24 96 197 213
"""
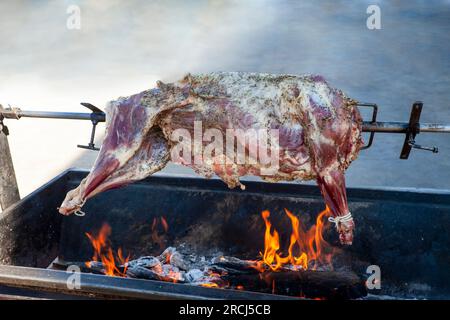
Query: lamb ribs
59 72 363 245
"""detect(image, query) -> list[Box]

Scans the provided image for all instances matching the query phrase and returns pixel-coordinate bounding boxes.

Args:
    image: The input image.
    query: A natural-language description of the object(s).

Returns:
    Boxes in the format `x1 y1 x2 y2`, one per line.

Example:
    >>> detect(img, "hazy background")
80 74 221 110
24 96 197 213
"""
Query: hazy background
1 0 449 198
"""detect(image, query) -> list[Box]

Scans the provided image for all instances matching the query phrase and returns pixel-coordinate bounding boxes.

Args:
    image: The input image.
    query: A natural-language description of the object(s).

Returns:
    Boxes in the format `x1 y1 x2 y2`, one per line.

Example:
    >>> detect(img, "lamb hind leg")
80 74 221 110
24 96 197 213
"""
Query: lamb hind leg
58 177 87 216
316 169 354 245
58 128 170 215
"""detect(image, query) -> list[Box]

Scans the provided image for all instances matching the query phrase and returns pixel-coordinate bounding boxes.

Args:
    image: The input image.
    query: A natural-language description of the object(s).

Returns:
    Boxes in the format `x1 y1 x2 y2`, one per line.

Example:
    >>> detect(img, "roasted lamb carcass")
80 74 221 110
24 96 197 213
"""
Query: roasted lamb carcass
59 72 363 245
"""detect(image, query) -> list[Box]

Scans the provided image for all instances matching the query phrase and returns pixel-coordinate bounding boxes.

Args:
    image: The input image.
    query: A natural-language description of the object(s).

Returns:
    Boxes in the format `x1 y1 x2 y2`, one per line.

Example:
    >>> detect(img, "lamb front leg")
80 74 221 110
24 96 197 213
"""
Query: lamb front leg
317 169 354 245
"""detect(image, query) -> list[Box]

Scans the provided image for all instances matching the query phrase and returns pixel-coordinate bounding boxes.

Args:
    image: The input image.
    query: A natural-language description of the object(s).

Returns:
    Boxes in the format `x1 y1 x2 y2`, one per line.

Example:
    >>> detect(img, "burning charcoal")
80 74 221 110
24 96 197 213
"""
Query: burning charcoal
126 265 161 280
169 251 189 271
83 260 128 276
185 269 205 283
212 256 251 265
188 254 198 263
50 260 105 275
188 267 230 288
191 275 228 289
86 261 104 269
207 265 229 275
158 247 177 263
125 256 160 269
127 262 186 283
161 264 185 282
84 261 107 274
211 256 261 274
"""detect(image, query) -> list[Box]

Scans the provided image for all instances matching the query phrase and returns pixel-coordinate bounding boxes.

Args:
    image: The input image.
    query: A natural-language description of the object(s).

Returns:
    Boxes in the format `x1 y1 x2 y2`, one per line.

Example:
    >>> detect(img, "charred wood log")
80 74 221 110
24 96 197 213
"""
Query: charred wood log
50 256 366 299
211 256 262 275
126 265 163 281
126 256 161 269
222 270 367 300
50 261 105 275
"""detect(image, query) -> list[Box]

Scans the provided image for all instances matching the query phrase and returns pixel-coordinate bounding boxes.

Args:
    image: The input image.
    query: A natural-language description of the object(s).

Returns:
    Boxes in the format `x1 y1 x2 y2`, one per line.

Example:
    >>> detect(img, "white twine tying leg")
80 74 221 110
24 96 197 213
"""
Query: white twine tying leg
328 212 353 229
74 209 86 217
74 199 87 217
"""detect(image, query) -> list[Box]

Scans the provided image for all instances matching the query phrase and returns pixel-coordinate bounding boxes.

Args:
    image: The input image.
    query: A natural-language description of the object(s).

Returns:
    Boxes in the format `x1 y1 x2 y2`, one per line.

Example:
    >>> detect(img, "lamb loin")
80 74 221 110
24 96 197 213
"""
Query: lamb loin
59 72 363 245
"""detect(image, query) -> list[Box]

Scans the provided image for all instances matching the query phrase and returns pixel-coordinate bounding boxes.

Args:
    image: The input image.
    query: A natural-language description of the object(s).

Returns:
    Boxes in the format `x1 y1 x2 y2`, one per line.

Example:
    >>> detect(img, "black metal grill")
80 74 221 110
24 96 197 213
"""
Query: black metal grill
1 169 450 299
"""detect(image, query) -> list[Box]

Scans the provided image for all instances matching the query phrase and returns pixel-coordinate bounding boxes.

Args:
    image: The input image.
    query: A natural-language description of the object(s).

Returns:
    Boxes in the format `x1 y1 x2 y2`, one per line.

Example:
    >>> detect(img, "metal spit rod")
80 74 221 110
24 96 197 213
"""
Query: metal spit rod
363 122 450 133
1 108 450 134
1 109 106 122
1 102 447 211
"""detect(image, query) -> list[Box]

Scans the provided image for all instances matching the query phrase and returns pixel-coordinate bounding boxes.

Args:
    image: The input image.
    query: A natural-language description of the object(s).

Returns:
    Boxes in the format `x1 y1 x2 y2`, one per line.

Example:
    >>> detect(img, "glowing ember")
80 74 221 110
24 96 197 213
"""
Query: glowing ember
200 283 219 288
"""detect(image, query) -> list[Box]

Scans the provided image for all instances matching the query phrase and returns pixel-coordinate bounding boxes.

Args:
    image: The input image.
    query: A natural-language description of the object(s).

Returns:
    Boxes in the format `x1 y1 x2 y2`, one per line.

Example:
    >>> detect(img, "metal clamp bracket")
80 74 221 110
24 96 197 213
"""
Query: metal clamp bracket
358 101 440 159
400 101 438 159
358 102 378 150
76 103 104 151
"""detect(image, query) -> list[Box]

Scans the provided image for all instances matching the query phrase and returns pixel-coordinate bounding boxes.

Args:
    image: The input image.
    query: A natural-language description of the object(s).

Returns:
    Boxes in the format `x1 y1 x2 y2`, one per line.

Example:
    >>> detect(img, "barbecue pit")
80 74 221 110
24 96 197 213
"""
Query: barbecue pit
0 169 450 299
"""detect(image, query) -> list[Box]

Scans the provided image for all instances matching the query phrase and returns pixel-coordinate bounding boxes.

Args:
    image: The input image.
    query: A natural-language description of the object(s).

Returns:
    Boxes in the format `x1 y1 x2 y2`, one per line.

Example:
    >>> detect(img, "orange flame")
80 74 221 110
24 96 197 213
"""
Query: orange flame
85 223 129 277
151 216 169 250
201 283 219 288
161 216 169 232
260 208 332 271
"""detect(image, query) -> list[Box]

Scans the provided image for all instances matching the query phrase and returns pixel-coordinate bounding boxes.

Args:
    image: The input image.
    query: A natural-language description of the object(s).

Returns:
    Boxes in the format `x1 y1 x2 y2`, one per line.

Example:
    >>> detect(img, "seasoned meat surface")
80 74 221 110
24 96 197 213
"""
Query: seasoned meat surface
59 72 363 244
